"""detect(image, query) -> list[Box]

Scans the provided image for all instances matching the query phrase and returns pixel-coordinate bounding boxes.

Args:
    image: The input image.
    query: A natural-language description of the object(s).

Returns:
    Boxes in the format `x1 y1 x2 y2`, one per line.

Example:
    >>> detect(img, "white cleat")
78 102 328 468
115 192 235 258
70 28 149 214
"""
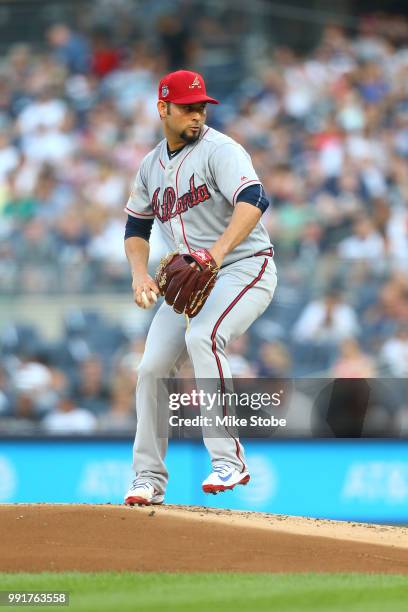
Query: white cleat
124 481 164 506
202 464 250 494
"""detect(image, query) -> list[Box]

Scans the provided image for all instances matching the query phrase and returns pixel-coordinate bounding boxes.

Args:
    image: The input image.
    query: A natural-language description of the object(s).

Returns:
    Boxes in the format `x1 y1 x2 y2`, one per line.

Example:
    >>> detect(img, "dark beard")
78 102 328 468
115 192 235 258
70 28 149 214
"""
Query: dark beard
180 127 201 144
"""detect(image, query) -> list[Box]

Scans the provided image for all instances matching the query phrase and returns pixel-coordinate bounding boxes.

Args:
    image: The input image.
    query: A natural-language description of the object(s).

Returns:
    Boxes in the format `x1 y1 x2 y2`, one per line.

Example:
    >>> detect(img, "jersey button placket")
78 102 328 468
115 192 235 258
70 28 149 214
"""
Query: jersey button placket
165 166 182 247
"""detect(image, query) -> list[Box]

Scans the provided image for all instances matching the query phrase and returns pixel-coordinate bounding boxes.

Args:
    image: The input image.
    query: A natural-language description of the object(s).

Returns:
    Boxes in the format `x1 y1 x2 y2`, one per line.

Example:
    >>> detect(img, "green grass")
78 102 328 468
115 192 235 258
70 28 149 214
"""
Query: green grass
0 573 407 611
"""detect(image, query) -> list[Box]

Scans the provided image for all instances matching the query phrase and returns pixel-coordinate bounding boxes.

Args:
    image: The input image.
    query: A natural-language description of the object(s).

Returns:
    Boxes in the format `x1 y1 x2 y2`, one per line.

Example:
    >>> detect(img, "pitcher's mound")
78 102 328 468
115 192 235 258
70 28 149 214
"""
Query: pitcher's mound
1 504 408 573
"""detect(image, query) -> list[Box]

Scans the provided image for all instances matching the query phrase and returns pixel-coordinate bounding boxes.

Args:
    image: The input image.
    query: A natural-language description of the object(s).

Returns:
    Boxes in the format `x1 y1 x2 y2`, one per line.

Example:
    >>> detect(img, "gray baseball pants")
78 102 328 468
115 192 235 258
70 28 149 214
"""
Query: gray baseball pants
131 253 277 494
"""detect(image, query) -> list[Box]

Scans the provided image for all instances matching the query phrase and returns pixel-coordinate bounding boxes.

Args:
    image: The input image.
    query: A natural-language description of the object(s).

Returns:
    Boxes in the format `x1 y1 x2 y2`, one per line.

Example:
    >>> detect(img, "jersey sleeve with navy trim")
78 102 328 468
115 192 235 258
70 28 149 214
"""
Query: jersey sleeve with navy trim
236 183 270 214
124 215 154 241
124 162 155 219
208 142 261 207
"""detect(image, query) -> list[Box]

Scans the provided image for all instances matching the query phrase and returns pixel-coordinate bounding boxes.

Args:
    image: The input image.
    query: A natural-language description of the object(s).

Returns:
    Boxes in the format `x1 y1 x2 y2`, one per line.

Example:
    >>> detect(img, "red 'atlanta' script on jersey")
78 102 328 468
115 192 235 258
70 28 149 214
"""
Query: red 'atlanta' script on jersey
151 174 210 222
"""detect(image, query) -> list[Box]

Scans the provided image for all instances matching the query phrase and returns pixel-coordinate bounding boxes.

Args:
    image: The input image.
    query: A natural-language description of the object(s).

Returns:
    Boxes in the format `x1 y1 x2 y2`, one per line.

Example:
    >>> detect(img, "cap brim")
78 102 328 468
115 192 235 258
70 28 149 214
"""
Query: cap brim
166 94 219 105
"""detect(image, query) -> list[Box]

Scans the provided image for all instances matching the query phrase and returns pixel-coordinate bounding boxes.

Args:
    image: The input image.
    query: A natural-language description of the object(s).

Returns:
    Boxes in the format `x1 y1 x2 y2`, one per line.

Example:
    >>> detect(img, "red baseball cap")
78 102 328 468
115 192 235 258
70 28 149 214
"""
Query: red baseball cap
158 70 219 105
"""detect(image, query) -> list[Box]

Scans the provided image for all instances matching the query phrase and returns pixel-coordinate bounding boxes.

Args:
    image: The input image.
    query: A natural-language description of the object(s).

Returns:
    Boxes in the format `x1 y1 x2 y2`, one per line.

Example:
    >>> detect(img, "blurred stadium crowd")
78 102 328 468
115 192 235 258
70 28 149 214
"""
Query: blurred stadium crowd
1 5 408 432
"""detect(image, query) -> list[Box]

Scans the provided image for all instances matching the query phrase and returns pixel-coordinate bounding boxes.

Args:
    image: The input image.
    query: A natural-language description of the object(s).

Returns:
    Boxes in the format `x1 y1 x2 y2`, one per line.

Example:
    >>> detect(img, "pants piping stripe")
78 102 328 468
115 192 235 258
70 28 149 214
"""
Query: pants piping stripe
210 258 269 472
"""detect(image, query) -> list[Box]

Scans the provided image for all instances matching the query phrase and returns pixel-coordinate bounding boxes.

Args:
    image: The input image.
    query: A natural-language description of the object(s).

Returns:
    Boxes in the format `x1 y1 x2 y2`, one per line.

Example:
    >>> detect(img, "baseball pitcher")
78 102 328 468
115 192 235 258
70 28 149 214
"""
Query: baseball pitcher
124 70 277 505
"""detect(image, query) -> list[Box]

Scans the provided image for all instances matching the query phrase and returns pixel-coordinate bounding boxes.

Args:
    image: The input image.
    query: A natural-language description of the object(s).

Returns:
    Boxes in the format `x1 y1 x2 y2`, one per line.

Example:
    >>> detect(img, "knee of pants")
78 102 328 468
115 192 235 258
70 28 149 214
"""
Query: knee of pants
185 324 225 358
137 354 174 379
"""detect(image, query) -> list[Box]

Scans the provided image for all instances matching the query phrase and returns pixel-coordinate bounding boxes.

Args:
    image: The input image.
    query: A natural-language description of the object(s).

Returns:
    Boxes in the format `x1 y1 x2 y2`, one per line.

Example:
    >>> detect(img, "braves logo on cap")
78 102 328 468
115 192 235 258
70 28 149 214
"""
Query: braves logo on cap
158 70 219 104
189 75 201 89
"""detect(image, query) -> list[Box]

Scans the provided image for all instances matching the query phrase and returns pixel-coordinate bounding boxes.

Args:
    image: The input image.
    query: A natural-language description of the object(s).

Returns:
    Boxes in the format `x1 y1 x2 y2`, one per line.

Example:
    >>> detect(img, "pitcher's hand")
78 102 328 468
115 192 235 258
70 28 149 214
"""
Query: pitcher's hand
132 273 160 309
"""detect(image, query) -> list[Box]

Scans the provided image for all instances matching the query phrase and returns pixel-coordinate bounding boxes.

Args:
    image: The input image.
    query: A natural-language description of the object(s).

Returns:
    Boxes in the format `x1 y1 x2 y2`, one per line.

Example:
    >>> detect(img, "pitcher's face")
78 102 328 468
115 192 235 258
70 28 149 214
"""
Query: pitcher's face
158 101 207 145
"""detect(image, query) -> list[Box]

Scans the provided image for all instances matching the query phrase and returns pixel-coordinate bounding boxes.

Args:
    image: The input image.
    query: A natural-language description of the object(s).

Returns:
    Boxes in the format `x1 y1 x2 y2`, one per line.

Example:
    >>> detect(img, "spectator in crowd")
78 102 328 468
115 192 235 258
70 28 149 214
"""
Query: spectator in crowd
17 85 68 137
156 15 195 71
90 26 121 78
12 393 41 431
383 273 408 321
337 216 386 260
292 290 359 345
256 341 292 378
98 381 136 432
380 325 408 377
0 132 19 181
72 356 111 416
331 338 376 378
42 393 97 434
0 366 13 418
47 23 91 74
9 353 68 418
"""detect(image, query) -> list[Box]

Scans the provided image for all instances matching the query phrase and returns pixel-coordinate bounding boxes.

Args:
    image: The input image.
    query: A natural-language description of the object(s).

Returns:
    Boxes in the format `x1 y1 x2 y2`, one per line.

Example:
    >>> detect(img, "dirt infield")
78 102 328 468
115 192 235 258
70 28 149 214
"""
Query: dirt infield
1 504 408 574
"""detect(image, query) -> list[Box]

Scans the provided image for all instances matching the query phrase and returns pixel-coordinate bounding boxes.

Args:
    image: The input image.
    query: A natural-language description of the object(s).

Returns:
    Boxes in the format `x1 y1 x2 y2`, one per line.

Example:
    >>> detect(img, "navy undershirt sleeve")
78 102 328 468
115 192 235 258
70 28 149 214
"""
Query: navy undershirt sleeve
124 215 154 241
236 184 270 214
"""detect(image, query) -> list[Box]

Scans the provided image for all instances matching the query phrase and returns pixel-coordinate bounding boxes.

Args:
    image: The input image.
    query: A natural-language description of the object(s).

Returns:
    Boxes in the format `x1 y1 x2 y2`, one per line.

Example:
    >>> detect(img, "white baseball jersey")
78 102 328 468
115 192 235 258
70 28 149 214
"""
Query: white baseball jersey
125 126 272 266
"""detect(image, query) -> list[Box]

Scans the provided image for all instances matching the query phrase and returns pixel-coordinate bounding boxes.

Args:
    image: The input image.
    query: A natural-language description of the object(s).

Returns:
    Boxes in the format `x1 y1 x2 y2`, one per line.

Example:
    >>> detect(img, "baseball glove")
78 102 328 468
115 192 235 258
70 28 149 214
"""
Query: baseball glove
156 248 219 317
